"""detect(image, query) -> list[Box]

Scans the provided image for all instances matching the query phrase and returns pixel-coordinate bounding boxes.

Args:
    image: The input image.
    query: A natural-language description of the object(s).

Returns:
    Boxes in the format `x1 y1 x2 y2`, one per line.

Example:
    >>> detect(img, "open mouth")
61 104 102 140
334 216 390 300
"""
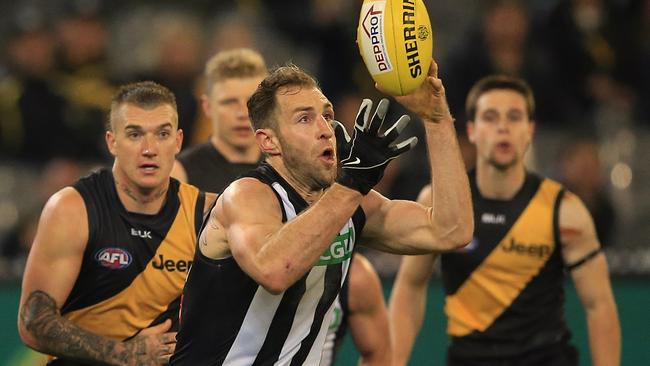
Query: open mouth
496 142 512 150
320 148 335 163
139 163 159 173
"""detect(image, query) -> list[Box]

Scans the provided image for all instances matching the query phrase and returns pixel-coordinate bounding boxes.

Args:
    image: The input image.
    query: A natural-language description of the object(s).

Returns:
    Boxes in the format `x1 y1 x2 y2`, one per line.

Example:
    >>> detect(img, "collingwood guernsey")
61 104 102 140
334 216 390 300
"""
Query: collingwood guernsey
171 163 365 365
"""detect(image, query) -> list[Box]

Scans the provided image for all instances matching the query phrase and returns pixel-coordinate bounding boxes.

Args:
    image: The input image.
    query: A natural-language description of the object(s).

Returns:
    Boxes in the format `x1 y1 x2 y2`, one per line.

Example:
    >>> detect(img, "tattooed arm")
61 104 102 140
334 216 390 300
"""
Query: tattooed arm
20 291 175 365
18 188 175 366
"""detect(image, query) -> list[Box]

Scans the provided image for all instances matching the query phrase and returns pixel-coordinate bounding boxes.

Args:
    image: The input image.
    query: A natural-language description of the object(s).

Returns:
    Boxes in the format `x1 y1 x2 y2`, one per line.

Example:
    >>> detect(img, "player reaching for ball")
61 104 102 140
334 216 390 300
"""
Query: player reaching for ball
169 60 473 365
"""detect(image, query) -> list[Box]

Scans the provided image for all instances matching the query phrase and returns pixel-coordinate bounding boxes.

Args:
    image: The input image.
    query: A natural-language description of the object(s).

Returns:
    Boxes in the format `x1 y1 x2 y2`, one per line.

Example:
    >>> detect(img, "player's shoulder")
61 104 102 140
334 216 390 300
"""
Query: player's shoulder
558 190 593 226
223 177 272 198
218 177 281 218
41 187 87 225
48 186 85 211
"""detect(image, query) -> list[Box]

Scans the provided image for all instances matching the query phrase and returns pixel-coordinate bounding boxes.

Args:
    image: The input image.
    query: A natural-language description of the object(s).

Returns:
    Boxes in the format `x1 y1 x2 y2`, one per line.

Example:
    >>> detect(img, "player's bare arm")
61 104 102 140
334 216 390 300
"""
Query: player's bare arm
560 192 621 366
18 188 176 366
362 61 474 253
347 255 392 366
388 185 439 365
205 177 363 294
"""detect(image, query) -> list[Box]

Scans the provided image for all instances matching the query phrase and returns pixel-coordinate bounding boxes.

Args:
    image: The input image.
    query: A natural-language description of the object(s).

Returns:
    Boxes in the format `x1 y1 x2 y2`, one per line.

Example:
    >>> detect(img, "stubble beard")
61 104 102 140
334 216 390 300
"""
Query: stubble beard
285 153 334 191
281 142 334 191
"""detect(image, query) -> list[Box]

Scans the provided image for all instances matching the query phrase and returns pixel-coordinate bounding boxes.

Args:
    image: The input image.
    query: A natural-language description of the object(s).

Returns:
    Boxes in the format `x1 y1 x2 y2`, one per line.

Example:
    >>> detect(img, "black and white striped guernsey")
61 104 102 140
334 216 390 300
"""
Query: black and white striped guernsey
171 163 366 366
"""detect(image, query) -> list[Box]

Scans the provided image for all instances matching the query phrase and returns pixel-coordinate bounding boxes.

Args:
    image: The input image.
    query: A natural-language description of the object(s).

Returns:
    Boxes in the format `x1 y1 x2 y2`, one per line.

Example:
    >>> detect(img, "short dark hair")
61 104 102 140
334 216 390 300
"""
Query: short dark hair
108 81 177 131
465 75 535 121
247 64 319 131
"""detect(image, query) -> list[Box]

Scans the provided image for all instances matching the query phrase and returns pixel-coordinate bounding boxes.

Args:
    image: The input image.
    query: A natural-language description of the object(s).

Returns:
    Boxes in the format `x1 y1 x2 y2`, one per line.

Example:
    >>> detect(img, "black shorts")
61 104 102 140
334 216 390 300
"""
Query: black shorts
446 342 579 366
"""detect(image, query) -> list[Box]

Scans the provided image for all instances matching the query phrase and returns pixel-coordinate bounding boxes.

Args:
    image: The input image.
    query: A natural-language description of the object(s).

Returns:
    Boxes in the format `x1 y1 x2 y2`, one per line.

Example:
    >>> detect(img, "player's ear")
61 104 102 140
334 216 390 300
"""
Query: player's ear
176 129 184 154
528 119 536 138
201 93 211 117
256 129 281 156
466 121 476 144
106 131 117 156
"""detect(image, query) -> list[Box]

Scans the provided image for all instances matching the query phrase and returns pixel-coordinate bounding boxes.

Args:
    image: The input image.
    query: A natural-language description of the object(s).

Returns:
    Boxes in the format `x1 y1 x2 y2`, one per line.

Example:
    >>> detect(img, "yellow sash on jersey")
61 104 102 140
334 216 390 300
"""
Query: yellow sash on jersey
445 179 562 336
63 183 200 339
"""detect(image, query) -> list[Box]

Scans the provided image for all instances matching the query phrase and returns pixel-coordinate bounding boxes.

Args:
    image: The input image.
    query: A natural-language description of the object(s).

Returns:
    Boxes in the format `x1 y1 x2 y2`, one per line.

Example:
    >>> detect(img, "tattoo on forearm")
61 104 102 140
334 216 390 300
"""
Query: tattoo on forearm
20 290 133 365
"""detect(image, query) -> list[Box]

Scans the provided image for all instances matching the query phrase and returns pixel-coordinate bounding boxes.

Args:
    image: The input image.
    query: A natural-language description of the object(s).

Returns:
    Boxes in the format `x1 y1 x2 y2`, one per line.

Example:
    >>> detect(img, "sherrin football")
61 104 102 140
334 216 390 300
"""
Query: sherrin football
357 0 433 96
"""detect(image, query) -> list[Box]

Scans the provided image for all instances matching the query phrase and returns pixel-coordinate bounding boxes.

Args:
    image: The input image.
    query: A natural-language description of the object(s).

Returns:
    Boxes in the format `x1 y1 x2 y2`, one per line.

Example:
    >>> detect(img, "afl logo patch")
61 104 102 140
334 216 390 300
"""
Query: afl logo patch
95 247 133 269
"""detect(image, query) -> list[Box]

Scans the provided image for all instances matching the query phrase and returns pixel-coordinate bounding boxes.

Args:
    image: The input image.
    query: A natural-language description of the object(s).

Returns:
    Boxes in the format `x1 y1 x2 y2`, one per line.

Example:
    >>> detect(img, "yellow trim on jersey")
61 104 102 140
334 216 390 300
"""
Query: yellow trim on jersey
64 183 200 339
445 179 562 336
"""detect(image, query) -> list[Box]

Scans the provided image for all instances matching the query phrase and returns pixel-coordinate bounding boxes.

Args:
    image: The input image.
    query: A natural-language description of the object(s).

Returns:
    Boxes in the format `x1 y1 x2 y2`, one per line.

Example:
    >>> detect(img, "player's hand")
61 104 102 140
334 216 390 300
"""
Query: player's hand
391 60 453 124
334 98 417 194
123 319 177 366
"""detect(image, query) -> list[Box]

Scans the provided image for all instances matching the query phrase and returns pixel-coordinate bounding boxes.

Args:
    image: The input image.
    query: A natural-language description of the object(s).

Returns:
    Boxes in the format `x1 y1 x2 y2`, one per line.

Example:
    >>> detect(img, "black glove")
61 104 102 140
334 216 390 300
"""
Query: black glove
334 98 418 194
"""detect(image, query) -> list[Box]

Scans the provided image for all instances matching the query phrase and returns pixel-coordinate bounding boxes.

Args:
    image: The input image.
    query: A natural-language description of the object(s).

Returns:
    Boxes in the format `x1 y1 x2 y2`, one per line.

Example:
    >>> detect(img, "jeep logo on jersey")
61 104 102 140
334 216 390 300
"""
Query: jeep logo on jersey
95 248 132 269
318 227 354 265
151 254 192 272
502 238 552 259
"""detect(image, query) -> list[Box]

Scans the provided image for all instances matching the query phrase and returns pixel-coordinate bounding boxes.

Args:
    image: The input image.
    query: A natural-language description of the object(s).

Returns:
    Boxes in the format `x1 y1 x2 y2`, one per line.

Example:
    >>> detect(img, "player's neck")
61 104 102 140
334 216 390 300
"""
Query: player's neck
475 162 526 200
211 136 260 164
112 169 168 214
266 157 325 204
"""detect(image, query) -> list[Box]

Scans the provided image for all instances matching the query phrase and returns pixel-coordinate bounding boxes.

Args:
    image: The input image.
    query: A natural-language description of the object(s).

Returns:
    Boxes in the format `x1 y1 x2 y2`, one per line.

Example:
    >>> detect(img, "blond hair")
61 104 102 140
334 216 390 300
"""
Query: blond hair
204 48 268 94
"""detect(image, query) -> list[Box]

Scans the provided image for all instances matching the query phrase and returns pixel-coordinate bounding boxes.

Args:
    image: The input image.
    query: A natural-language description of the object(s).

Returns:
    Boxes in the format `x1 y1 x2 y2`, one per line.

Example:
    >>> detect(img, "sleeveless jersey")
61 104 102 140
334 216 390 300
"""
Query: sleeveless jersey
319 265 351 366
176 141 260 193
49 169 204 366
441 171 570 360
171 163 366 366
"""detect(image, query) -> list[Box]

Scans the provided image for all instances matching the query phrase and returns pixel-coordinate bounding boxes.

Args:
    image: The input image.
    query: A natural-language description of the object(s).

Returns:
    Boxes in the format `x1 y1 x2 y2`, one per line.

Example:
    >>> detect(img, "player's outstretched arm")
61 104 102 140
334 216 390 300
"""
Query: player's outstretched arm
362 61 473 254
560 192 620 366
18 188 176 366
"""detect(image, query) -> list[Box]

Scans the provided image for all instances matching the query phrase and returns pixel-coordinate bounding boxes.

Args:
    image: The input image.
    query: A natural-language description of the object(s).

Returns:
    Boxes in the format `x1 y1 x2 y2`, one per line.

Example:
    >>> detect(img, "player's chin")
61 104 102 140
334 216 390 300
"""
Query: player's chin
134 171 165 188
138 179 164 190
489 156 518 171
313 169 336 190
325 170 338 187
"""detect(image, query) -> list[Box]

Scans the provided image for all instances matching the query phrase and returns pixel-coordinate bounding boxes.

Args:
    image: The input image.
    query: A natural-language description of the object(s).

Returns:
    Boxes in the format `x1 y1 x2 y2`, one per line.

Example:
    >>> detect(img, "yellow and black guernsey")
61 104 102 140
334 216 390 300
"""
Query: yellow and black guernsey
56 169 204 357
441 170 573 362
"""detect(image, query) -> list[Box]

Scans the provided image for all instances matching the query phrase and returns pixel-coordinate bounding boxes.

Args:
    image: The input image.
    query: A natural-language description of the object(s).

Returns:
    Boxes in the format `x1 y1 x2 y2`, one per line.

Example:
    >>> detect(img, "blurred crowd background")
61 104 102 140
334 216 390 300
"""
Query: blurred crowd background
1 0 650 284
